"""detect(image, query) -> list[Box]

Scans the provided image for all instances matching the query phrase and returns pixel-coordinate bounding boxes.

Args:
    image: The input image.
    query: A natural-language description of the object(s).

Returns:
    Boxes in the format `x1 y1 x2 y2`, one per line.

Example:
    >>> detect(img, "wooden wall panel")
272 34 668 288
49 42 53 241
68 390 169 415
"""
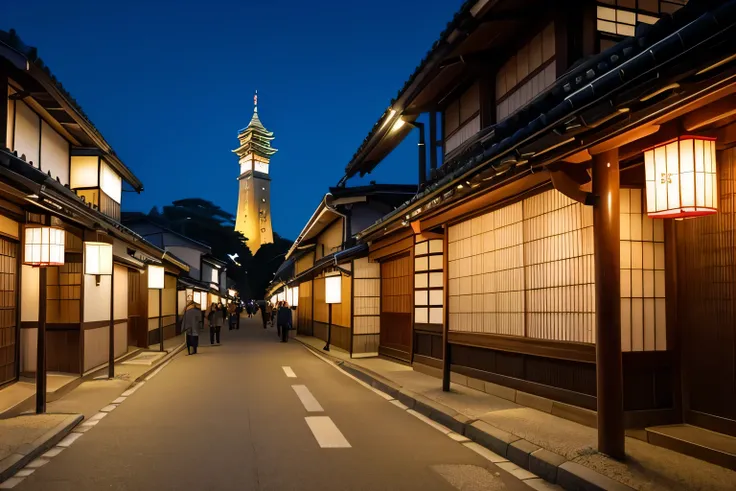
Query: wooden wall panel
380 253 412 357
46 259 81 324
297 280 313 336
354 257 380 354
313 277 327 324
0 236 17 386
676 147 736 431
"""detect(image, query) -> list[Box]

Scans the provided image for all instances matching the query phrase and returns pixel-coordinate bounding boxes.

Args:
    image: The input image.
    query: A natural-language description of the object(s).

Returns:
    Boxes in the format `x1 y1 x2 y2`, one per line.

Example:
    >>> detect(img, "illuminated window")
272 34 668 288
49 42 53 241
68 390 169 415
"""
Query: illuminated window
597 1 687 50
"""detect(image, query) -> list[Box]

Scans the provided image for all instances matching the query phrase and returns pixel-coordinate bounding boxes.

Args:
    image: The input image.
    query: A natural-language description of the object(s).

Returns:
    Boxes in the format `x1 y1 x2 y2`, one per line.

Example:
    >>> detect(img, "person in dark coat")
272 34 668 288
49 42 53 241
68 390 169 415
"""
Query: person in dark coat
276 302 292 343
261 301 271 329
207 303 224 345
181 297 202 355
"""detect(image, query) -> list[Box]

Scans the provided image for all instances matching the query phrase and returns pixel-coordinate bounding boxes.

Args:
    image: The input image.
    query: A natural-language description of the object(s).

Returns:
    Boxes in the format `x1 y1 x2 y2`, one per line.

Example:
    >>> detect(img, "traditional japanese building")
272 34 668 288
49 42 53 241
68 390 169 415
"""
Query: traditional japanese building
233 92 276 254
273 0 736 476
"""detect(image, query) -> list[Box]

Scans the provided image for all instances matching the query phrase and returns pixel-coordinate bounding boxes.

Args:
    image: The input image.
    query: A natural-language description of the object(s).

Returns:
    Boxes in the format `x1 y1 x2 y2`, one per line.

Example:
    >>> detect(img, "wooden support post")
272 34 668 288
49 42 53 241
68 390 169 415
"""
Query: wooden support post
592 148 625 460
442 224 450 392
36 267 47 414
324 303 332 351
159 289 164 352
108 268 115 379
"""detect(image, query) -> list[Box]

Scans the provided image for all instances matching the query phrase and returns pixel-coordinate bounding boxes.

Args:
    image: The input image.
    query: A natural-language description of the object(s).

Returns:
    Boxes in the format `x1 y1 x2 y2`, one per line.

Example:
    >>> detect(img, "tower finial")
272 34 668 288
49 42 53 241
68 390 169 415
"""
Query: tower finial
254 89 258 113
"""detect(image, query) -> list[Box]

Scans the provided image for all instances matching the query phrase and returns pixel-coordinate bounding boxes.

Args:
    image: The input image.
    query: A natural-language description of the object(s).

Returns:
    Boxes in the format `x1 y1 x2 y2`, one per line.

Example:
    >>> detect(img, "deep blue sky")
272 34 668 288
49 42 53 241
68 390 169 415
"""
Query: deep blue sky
5 0 461 240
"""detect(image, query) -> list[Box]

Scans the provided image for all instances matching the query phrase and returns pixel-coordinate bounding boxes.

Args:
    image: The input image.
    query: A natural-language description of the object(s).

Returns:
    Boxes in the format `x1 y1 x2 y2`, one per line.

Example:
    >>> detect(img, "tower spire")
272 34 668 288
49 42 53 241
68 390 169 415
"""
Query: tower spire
254 89 258 114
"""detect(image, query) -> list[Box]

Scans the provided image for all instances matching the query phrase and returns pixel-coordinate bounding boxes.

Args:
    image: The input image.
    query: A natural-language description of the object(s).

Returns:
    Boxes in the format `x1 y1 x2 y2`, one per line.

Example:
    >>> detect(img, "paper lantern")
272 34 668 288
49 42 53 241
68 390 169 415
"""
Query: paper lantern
24 226 65 266
147 264 164 289
84 242 113 276
325 274 342 304
645 136 718 218
292 286 299 307
200 293 208 311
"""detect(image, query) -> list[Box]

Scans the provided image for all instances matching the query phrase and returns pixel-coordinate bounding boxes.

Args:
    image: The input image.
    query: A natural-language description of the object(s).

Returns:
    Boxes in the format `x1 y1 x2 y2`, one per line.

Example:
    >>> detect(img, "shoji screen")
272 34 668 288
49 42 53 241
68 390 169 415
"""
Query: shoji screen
448 202 525 335
448 189 594 342
414 239 443 326
353 258 380 335
524 191 595 343
620 188 666 351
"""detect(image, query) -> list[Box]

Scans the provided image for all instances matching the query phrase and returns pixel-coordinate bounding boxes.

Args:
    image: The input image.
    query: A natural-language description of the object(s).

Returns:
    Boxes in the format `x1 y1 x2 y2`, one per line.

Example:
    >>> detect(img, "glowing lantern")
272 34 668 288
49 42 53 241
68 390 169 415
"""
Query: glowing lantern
84 242 113 276
292 285 299 307
147 264 164 289
325 274 342 304
645 136 718 218
24 226 65 266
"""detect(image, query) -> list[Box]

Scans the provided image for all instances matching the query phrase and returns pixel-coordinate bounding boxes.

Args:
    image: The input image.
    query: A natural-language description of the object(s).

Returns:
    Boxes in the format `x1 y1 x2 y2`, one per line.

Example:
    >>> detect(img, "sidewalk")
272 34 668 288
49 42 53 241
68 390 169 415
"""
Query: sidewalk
0 334 186 485
296 335 736 491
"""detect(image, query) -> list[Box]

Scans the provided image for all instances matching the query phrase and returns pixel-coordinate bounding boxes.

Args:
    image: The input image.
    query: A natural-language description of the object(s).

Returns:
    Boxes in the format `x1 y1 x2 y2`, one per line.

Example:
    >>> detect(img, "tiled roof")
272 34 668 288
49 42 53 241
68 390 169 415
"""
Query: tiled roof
358 0 736 238
342 0 477 180
0 29 144 191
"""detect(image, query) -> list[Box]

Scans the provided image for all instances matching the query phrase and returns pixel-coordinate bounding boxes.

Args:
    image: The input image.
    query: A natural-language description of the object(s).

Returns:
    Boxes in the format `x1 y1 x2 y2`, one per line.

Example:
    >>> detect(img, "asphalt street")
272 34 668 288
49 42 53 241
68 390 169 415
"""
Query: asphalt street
12 317 541 491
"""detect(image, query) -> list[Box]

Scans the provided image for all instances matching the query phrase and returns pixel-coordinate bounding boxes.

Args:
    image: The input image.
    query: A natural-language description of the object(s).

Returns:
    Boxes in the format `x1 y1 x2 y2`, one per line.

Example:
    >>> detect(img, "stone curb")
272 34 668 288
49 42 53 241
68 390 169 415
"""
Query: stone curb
294 337 635 491
134 341 187 383
0 413 83 484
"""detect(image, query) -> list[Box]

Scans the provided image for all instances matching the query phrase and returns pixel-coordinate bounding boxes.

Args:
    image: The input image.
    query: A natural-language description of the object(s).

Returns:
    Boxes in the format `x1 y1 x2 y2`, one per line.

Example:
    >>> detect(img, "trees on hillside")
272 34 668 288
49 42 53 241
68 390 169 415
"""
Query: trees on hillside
144 199 291 299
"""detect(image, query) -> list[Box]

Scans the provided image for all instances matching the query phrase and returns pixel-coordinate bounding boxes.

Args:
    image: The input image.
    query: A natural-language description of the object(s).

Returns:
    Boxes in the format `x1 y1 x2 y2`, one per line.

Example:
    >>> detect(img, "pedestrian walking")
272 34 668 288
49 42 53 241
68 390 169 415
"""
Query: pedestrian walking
277 301 292 343
228 302 238 330
271 301 277 330
245 302 252 318
261 301 271 329
236 302 243 330
182 296 202 355
207 302 224 345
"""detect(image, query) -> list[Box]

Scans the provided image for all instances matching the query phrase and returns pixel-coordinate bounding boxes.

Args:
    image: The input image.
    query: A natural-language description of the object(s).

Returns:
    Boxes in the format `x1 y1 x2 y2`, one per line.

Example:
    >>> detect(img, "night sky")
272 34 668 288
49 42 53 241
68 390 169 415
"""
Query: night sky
4 0 461 240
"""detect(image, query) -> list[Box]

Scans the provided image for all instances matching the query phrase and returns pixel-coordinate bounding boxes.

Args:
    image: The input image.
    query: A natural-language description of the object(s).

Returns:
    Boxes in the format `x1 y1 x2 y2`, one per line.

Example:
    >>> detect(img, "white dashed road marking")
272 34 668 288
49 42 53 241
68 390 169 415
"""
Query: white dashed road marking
292 385 324 412
57 432 83 448
282 366 296 378
305 416 351 448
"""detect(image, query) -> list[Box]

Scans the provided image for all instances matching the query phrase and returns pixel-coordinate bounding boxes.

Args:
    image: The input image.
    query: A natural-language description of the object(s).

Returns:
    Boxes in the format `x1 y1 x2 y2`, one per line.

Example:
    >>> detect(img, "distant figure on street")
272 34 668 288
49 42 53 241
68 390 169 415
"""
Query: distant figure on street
208 303 224 345
277 301 292 343
245 302 253 318
236 302 243 329
182 296 202 355
228 302 238 330
261 301 271 329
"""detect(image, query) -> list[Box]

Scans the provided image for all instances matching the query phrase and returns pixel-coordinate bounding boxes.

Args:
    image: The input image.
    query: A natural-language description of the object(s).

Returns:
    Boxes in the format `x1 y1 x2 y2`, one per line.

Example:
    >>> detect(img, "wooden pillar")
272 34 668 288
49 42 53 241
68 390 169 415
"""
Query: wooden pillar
442 224 451 392
108 267 115 379
592 149 625 459
36 267 47 414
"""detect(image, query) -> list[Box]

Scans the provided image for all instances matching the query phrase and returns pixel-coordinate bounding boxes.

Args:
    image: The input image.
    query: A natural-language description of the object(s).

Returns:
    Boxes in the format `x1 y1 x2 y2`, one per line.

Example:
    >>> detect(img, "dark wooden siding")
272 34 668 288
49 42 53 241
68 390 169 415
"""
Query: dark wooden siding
675 148 736 435
380 253 412 360
0 237 17 386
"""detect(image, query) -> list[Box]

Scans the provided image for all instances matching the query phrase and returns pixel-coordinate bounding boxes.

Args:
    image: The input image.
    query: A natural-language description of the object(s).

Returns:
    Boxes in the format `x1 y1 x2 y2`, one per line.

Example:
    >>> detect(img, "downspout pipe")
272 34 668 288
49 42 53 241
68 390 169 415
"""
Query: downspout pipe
325 193 352 250
429 112 438 178
415 122 427 186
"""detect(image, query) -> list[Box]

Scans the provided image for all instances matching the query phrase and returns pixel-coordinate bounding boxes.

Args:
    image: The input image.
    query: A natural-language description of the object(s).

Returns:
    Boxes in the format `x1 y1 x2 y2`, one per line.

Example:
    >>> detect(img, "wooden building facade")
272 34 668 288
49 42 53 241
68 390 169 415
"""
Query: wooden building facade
332 0 736 465
0 29 188 387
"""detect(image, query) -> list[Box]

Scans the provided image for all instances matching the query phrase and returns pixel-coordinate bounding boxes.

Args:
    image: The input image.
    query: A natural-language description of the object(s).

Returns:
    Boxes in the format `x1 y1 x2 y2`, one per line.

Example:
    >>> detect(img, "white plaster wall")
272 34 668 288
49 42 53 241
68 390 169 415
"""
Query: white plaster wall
114 264 128 320
21 265 39 322
166 246 202 280
21 328 37 373
84 274 111 322
148 289 159 317
40 121 70 185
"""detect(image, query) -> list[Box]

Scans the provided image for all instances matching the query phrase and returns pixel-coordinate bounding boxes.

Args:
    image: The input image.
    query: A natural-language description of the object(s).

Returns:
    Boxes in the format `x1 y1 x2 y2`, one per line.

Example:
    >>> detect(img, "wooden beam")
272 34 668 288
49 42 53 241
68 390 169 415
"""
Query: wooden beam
562 149 591 164
549 164 594 205
418 170 551 231
618 122 681 161
589 125 660 155
683 93 736 131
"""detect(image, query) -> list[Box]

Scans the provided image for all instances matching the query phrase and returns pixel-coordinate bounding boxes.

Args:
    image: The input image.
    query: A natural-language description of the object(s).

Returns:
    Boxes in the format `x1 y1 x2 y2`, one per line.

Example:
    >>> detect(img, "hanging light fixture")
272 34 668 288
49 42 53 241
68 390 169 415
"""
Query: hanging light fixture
292 285 299 307
147 264 165 289
325 274 342 304
84 241 113 285
24 226 65 266
644 136 718 218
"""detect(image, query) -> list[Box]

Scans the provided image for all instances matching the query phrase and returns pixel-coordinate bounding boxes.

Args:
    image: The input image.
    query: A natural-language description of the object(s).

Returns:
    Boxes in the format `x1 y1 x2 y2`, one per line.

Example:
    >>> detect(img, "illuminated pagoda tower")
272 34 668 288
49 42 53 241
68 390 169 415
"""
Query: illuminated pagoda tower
233 91 277 254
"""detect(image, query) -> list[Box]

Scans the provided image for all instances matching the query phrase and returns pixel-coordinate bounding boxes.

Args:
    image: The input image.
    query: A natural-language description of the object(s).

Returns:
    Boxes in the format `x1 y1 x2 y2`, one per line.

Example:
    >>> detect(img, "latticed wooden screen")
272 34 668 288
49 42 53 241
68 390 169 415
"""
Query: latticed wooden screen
0 237 17 386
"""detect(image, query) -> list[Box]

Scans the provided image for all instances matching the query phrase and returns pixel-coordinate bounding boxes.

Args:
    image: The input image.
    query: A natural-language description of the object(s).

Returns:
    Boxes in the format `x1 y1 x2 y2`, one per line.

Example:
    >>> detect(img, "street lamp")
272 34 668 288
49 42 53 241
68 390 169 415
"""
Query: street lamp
148 264 165 352
84 241 113 378
324 273 342 351
23 225 65 414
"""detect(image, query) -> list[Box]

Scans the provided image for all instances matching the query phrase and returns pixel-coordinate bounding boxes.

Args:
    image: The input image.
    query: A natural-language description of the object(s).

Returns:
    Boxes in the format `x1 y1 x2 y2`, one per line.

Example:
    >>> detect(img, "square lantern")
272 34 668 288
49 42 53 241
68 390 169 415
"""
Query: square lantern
24 226 65 266
644 136 718 218
325 274 342 304
200 292 208 311
147 264 165 289
84 242 113 276
292 285 299 307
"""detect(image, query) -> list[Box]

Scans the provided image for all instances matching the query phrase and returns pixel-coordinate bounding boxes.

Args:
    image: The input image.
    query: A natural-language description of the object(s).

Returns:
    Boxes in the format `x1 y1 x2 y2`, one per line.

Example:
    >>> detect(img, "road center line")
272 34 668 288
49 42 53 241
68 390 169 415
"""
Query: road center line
305 416 351 448
282 366 296 378
292 385 324 412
